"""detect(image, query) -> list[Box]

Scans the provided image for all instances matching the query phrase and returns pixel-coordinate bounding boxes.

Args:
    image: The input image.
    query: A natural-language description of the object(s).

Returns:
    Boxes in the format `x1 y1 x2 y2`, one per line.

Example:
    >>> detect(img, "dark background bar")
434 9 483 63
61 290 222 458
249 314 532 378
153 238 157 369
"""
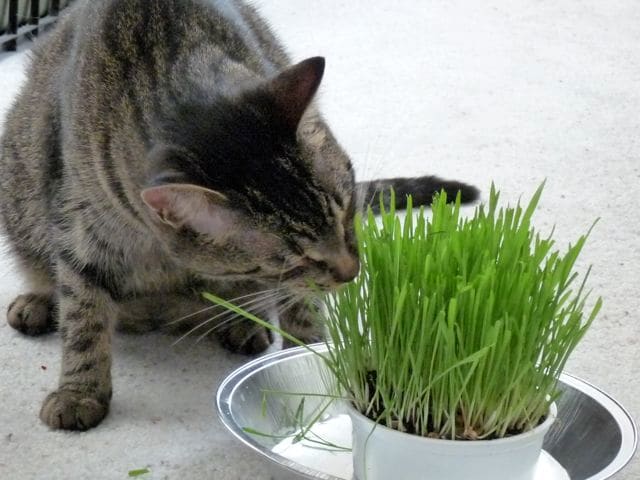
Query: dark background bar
1 0 71 51
29 0 41 38
5 0 19 51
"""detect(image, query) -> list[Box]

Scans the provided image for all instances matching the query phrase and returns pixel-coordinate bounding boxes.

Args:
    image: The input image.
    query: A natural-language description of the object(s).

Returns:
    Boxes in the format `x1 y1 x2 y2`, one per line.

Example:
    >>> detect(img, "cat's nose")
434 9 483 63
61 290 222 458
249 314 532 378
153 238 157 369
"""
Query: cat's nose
330 254 360 283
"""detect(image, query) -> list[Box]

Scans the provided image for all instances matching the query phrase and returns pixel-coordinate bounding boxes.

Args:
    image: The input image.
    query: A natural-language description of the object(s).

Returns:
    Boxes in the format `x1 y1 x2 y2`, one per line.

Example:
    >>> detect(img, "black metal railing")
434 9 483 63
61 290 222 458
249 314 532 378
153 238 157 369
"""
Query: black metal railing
1 0 71 51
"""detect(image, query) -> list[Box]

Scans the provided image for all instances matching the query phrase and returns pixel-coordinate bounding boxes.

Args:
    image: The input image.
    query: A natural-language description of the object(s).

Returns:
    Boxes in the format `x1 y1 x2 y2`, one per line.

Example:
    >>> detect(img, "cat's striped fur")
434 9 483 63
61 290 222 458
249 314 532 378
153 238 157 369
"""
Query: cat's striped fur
0 0 478 431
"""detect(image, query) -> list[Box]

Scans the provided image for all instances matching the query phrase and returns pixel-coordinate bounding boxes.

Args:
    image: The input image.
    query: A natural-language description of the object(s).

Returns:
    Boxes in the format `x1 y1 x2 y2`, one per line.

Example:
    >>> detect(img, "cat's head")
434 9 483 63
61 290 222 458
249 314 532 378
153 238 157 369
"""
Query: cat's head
141 57 359 292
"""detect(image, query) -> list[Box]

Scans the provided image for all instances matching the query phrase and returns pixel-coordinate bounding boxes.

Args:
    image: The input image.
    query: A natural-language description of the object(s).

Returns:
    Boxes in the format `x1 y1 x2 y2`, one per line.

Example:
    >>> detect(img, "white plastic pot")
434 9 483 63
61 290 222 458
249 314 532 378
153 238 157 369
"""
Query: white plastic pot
349 403 557 480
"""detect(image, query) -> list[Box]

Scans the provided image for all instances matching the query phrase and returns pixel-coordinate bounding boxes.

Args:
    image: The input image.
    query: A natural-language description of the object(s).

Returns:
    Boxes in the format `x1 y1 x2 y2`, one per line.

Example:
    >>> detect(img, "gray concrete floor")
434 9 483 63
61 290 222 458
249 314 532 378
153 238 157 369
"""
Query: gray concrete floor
0 1 638 478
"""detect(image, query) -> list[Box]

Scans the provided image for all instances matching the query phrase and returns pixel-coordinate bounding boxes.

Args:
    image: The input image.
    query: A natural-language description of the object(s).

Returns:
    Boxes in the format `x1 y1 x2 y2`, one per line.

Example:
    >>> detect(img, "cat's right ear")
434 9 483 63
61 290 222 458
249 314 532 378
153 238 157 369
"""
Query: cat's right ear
141 184 238 237
267 56 325 130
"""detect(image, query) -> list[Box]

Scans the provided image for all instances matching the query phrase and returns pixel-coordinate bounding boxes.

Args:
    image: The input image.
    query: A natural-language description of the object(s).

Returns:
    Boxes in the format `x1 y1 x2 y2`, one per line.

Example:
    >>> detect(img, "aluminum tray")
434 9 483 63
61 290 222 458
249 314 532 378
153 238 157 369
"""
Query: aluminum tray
217 345 636 480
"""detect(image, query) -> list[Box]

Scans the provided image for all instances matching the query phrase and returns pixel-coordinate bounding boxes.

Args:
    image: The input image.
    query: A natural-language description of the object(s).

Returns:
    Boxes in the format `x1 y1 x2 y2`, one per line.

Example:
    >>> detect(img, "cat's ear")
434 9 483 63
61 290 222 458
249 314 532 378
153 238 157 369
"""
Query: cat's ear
141 184 238 236
267 56 325 130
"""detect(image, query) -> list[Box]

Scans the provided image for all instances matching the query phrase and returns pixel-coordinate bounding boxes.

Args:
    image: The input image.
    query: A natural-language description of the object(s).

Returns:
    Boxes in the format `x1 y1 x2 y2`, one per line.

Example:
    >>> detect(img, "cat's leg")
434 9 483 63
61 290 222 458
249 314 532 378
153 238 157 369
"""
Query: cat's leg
6 266 56 336
39 257 115 431
279 299 325 348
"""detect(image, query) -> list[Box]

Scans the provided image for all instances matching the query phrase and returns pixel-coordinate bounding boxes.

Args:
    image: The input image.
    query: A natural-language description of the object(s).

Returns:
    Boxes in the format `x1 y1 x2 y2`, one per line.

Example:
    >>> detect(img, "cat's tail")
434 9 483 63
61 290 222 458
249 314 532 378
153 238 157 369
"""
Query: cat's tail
355 176 480 213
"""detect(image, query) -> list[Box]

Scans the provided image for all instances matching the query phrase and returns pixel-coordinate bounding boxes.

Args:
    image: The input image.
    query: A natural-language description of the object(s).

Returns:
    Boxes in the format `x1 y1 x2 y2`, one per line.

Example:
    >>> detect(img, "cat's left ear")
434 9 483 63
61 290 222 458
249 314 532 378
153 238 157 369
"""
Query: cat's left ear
141 184 239 236
267 56 325 130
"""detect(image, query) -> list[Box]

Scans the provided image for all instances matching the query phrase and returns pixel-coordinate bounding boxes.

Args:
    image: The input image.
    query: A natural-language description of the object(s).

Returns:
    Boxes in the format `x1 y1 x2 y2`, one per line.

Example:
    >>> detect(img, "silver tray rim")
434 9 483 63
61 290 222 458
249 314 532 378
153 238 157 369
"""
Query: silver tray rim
217 344 638 480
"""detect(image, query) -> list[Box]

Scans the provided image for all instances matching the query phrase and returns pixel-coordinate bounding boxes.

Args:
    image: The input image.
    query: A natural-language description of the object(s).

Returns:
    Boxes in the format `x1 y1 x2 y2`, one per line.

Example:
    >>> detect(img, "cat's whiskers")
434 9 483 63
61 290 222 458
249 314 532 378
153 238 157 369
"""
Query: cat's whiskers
171 289 288 346
355 133 397 213
355 141 375 214
193 314 251 345
276 296 303 316
276 257 290 290
193 291 296 344
165 304 217 326
164 287 285 327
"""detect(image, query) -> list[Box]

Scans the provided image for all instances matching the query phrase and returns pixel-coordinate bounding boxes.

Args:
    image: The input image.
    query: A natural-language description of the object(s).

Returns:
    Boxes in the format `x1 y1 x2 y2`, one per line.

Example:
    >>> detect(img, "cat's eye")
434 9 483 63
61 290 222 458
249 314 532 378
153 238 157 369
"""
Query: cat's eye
270 254 287 265
286 239 305 255
281 266 307 280
312 260 329 271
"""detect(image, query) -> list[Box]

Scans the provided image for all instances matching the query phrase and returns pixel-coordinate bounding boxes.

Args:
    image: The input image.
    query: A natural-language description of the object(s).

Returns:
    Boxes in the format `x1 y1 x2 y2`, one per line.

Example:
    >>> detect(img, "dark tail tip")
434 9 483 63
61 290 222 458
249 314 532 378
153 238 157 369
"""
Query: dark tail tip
357 176 481 213
452 182 480 204
392 176 481 208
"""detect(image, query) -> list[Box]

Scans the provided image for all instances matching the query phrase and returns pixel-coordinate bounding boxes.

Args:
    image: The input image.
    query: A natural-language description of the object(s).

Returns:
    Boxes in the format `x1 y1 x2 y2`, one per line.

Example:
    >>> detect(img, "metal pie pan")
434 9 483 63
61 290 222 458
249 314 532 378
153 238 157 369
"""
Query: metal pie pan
217 345 637 480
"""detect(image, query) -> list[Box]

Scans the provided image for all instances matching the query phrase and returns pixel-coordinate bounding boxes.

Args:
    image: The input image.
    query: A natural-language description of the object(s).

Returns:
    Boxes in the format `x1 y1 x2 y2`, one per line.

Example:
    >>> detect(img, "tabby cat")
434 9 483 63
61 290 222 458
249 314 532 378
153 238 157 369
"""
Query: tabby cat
0 0 478 431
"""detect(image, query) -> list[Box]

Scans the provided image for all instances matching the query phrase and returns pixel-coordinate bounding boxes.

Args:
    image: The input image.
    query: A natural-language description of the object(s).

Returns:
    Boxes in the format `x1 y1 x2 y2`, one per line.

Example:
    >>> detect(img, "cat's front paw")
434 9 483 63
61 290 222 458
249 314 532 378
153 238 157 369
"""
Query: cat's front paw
7 293 55 335
218 325 274 355
283 331 325 349
40 389 109 431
